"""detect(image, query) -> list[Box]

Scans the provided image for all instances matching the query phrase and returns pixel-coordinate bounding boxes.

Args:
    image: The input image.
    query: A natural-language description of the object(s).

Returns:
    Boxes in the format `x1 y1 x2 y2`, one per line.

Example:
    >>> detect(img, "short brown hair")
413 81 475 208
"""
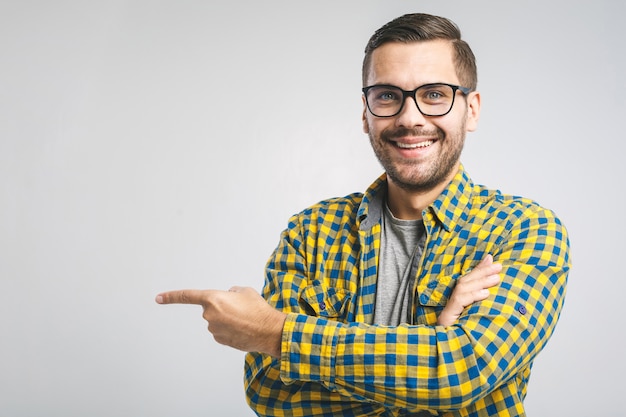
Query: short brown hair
362 13 477 90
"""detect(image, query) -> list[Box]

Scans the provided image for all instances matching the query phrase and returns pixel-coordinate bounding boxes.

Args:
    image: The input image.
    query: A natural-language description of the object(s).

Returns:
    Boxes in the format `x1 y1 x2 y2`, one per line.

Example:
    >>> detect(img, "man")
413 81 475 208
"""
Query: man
156 13 570 416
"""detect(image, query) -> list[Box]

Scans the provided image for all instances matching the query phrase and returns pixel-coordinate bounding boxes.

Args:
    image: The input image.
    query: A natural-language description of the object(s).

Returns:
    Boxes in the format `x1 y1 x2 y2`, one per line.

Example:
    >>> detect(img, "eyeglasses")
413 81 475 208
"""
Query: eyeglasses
362 83 471 117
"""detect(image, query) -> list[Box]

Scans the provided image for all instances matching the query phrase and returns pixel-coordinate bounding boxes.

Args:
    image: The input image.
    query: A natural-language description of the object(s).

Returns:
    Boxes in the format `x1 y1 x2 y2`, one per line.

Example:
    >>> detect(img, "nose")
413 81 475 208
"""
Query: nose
395 95 427 128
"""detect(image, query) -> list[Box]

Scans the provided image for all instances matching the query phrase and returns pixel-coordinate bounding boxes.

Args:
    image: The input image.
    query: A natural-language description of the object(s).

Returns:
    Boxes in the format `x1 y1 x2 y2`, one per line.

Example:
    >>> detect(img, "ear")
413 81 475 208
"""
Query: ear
362 94 370 134
465 91 481 132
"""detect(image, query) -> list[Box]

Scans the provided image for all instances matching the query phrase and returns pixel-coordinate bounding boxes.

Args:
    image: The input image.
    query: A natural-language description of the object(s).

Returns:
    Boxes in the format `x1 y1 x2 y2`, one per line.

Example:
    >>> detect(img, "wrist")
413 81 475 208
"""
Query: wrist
263 310 287 358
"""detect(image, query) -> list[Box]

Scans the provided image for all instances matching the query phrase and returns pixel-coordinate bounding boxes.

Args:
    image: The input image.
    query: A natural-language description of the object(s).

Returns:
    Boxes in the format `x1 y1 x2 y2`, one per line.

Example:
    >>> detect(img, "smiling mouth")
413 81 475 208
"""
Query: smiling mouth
395 140 435 149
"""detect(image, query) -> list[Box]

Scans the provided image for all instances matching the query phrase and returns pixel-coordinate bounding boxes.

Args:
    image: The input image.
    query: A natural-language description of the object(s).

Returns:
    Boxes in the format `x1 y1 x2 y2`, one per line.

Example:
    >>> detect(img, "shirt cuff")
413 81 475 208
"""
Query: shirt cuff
280 313 341 387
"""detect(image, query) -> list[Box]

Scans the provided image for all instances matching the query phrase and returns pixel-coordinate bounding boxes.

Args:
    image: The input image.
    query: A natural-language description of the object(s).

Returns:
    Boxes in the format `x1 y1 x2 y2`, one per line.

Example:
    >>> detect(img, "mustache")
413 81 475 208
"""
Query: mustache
381 127 443 141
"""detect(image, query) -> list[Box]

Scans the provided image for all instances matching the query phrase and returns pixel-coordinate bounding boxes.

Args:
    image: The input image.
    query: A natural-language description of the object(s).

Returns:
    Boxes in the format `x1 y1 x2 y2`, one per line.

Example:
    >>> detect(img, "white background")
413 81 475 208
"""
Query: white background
1 1 623 416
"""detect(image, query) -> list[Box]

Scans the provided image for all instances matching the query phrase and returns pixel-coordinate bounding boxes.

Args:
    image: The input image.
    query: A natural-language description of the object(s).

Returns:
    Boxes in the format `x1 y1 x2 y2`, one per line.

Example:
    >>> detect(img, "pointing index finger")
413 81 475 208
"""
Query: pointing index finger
155 289 208 305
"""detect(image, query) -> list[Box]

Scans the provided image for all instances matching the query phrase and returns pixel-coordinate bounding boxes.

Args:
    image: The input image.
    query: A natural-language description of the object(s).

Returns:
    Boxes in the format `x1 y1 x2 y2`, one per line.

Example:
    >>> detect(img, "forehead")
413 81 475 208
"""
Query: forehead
366 40 458 87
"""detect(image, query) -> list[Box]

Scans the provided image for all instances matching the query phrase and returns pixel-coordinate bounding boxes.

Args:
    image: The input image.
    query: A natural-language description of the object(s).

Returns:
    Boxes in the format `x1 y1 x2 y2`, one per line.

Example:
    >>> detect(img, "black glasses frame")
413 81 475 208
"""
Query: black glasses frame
362 83 471 118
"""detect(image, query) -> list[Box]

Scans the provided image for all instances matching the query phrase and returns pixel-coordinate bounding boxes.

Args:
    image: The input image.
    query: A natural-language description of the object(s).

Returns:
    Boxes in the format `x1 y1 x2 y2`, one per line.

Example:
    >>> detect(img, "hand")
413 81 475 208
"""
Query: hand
155 286 286 358
437 255 502 327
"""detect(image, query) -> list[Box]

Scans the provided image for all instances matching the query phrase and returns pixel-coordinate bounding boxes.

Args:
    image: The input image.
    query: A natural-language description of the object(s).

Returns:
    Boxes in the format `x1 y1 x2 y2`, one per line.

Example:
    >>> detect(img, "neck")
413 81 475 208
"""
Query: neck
386 166 459 220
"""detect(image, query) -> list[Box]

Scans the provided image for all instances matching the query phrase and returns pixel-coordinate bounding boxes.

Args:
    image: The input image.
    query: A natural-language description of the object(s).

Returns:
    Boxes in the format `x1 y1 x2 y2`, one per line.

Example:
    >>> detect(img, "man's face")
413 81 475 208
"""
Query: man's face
362 40 480 192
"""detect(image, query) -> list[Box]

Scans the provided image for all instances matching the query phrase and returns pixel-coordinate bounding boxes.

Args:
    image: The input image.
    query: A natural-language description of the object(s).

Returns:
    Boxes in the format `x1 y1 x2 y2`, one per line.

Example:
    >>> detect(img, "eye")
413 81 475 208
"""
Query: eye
377 89 399 102
419 85 452 104
426 91 443 100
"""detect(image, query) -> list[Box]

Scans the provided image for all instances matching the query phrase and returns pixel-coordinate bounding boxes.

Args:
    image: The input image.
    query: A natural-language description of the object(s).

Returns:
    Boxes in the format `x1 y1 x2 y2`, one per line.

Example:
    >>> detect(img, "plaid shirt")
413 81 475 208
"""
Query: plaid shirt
244 165 570 416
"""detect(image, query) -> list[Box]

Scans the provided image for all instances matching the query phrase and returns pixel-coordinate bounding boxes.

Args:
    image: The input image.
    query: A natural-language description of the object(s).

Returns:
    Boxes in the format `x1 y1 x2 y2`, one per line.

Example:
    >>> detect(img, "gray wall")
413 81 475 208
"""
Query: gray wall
1 1 622 415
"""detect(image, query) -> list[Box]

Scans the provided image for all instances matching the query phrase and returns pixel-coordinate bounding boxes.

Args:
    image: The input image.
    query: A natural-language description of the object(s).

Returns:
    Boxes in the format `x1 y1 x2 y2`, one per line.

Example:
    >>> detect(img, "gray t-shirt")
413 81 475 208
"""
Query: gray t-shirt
373 203 426 326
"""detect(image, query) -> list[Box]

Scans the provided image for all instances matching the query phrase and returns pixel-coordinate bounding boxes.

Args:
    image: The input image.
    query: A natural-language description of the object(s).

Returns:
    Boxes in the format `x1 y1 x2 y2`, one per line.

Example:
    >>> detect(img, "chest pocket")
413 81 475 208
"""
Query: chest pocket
417 265 461 307
299 281 354 322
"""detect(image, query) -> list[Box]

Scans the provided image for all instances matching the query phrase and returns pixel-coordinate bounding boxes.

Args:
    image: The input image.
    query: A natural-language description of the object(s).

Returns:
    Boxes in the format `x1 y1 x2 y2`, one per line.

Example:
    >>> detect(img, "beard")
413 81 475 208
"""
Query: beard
368 123 466 193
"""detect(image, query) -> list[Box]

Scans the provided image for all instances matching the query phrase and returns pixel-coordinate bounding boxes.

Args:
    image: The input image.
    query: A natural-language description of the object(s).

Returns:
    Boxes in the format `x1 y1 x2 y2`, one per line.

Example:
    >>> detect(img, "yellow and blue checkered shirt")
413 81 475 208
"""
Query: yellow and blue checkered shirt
245 165 570 416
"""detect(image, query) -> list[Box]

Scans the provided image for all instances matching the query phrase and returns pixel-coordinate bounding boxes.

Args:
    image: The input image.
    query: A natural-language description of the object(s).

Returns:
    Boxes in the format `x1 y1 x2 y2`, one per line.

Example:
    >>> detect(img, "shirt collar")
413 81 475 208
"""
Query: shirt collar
428 164 474 232
357 173 387 231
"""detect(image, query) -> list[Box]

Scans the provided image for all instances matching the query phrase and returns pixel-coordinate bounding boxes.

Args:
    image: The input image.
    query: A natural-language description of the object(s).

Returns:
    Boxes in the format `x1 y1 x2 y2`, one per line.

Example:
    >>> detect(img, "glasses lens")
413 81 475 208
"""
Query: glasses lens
416 84 455 116
365 86 404 117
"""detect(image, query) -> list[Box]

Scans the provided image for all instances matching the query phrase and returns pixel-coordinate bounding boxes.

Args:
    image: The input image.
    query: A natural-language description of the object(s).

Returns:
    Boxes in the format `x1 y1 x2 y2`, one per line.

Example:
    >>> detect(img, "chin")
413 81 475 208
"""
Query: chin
389 164 455 192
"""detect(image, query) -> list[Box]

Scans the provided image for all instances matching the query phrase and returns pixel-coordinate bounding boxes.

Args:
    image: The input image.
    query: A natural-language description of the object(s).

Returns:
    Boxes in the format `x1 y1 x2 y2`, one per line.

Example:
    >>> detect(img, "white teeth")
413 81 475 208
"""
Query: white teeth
396 140 433 149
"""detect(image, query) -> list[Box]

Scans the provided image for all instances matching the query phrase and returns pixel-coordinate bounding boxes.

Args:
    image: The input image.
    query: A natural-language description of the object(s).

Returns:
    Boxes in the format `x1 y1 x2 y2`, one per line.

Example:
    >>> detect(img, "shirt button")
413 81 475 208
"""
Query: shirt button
319 302 326 311
420 294 429 304
518 305 527 315
427 281 438 289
